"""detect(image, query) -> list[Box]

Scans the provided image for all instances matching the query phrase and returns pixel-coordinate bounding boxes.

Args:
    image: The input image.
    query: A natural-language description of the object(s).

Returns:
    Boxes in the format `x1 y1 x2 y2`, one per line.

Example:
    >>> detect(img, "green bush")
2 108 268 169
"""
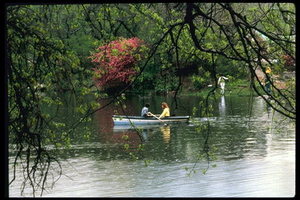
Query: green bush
191 71 211 89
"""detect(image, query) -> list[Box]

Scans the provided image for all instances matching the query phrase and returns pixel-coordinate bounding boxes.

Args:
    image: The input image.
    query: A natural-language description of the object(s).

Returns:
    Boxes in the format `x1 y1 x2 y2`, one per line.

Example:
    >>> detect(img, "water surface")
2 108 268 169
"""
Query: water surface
9 95 295 197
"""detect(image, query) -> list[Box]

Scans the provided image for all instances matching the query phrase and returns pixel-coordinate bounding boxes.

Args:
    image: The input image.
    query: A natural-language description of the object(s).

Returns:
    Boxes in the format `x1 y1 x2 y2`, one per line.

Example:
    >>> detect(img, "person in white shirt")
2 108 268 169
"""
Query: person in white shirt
141 103 151 117
218 75 229 95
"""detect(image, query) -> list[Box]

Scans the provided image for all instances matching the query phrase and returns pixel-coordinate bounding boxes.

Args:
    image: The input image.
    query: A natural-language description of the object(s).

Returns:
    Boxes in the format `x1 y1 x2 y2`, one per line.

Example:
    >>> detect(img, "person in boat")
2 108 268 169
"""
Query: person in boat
158 102 170 119
141 103 151 117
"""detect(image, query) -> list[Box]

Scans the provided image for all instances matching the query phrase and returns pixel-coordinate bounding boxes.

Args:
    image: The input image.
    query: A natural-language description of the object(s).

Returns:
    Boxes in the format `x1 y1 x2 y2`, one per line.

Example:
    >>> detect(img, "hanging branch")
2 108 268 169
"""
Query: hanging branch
169 23 185 110
183 3 295 119
224 3 295 118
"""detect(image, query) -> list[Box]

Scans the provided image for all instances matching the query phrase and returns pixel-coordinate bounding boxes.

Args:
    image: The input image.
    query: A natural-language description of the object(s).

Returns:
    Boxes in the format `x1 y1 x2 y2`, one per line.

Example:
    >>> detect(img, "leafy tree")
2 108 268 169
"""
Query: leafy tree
179 3 295 119
7 5 99 196
89 37 148 92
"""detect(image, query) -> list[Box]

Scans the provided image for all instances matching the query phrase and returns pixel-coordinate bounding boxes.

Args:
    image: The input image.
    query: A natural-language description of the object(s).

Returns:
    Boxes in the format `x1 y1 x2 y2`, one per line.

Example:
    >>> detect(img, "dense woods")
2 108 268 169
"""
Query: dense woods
7 3 295 196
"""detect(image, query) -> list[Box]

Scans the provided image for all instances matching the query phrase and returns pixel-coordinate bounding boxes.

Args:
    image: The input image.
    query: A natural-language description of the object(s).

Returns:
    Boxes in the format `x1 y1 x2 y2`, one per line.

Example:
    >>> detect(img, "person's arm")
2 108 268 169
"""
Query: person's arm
159 108 168 119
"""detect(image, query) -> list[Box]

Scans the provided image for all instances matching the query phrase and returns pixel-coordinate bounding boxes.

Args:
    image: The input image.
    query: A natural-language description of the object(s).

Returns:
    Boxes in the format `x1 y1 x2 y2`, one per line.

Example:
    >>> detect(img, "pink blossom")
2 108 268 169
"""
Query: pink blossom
89 38 146 88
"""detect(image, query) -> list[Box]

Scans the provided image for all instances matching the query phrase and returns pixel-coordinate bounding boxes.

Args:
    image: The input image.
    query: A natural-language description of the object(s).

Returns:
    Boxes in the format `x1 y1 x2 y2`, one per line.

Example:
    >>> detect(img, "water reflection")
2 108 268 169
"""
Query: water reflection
111 124 172 145
94 95 292 162
219 95 226 117
160 125 171 143
9 95 295 197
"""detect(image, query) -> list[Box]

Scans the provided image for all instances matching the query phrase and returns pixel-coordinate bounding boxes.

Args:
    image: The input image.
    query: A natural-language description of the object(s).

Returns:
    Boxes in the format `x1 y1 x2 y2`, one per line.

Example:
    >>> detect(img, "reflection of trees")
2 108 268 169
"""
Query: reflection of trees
211 120 268 160
186 92 277 175
98 95 271 172
87 94 287 178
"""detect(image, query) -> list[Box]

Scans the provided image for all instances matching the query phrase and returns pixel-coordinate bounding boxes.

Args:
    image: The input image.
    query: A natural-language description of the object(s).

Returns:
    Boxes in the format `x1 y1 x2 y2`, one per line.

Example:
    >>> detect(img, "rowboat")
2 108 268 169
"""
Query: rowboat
112 115 190 126
113 123 164 131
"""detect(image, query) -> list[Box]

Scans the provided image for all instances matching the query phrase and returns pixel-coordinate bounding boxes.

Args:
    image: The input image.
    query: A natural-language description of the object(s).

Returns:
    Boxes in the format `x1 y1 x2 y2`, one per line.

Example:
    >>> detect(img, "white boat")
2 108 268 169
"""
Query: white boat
113 123 164 131
112 115 190 126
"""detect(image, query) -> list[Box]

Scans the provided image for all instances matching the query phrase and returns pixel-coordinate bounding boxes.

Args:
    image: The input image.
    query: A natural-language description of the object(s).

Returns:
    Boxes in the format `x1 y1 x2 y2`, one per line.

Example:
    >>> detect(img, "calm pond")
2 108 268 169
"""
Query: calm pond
9 94 295 197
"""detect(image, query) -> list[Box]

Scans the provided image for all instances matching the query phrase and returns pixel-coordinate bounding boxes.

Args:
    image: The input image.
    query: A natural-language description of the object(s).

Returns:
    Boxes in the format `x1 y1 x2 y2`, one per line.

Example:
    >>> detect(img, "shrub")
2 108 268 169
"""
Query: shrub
89 37 148 90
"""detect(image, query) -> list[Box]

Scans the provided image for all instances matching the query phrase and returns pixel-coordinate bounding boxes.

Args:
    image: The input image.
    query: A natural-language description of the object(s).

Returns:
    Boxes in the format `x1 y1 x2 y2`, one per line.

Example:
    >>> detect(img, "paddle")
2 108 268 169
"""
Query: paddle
148 112 168 126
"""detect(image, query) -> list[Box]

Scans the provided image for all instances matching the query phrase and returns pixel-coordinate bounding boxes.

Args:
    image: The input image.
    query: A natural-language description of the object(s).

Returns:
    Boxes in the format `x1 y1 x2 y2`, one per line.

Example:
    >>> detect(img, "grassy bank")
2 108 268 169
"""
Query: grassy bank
181 79 259 97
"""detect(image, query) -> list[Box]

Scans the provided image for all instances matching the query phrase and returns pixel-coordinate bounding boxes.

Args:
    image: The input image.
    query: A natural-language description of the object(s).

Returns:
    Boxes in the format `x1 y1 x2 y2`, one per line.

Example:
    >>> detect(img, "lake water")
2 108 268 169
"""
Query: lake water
9 94 295 197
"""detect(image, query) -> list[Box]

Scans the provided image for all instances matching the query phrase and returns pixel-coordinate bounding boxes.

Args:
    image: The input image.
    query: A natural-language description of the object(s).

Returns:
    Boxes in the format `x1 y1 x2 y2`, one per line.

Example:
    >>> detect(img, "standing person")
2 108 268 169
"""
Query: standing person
264 67 272 94
218 75 229 95
158 102 170 119
141 103 150 117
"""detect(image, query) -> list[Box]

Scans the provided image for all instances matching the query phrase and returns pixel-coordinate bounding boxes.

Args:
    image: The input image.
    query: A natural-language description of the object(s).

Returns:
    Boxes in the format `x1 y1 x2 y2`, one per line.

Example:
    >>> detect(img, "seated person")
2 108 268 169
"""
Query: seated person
158 102 170 119
141 103 151 117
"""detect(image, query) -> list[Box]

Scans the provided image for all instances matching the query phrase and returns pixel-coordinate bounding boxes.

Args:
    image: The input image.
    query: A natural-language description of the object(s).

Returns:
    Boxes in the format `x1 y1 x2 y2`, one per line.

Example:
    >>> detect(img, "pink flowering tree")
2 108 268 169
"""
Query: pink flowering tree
89 37 148 91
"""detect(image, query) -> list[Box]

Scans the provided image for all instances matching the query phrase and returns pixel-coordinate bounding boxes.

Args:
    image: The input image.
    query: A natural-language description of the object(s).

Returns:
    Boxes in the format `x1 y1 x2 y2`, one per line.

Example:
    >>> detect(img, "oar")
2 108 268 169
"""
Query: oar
148 112 168 126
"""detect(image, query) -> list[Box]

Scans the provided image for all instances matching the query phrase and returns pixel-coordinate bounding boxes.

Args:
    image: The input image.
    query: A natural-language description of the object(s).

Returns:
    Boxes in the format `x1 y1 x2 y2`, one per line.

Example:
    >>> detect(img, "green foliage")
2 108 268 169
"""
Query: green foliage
7 3 295 196
7 6 102 196
215 57 248 79
191 71 212 90
8 2 295 149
